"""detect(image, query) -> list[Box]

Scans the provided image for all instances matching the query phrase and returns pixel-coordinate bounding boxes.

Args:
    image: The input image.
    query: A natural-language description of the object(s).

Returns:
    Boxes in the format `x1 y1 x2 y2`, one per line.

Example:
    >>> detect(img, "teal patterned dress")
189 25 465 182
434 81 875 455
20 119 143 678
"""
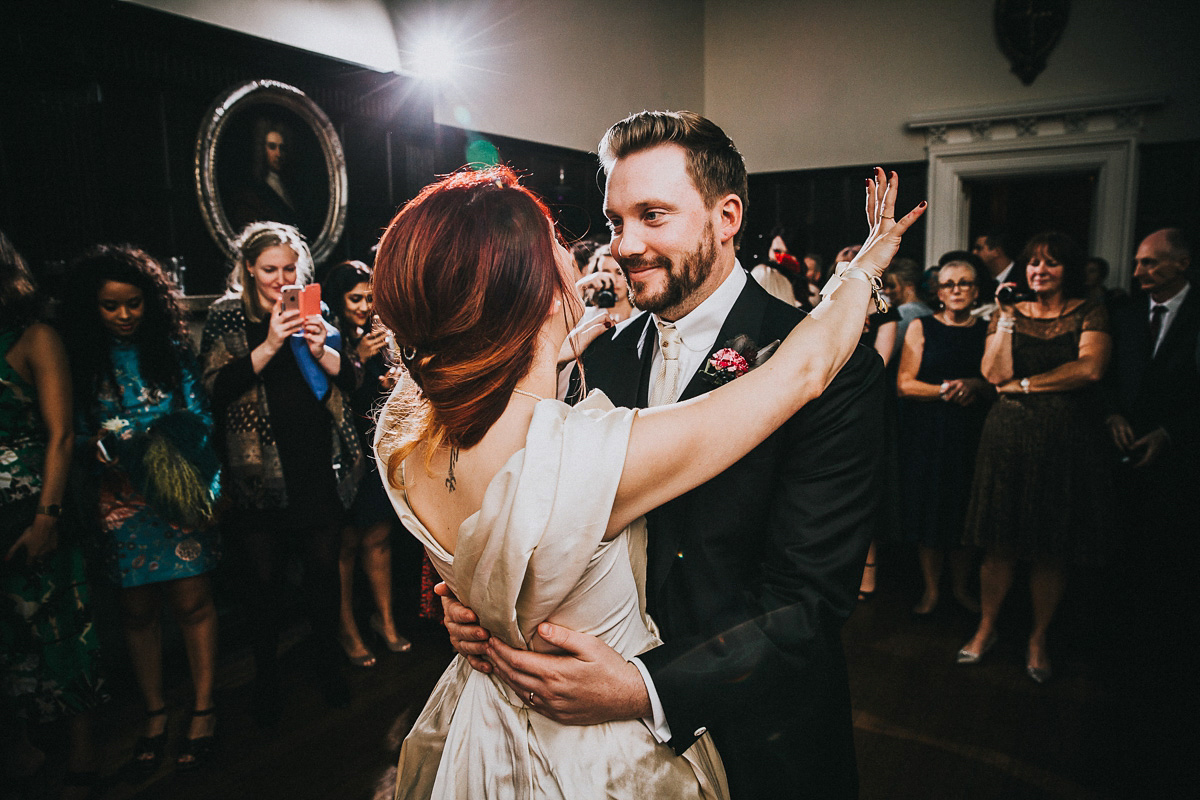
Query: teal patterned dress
0 324 106 723
83 340 220 588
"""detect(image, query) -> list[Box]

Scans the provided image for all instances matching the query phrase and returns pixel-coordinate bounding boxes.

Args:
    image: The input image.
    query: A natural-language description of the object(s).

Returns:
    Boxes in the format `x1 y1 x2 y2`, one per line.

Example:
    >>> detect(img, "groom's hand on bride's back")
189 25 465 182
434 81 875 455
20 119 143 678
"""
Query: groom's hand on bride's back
438 582 652 725
436 582 494 673
486 622 652 725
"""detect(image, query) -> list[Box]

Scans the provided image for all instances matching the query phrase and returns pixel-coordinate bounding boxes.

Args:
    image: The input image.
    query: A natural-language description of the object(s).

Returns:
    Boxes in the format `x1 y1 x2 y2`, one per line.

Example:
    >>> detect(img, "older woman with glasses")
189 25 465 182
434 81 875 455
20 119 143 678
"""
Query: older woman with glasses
895 258 992 614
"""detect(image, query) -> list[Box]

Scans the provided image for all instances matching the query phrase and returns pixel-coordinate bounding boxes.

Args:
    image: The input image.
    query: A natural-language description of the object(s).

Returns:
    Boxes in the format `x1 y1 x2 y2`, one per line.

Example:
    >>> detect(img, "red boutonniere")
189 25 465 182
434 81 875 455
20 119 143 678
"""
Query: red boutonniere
700 335 779 387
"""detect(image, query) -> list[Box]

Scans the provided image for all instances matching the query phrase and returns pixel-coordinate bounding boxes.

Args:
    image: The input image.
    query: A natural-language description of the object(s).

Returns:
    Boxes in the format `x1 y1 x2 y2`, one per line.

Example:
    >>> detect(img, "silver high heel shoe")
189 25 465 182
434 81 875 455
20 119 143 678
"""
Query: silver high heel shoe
1026 649 1053 684
370 613 413 653
956 633 997 665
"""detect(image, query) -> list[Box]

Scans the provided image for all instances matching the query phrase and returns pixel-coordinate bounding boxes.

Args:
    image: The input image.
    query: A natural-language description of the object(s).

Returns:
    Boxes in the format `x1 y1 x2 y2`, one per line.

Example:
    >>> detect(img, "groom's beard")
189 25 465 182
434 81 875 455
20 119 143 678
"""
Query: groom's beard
618 221 718 316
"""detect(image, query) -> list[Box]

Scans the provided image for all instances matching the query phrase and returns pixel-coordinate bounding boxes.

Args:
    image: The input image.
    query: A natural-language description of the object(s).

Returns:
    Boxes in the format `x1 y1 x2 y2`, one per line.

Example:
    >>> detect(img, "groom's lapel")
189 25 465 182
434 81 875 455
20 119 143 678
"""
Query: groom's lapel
594 312 654 409
675 277 771 403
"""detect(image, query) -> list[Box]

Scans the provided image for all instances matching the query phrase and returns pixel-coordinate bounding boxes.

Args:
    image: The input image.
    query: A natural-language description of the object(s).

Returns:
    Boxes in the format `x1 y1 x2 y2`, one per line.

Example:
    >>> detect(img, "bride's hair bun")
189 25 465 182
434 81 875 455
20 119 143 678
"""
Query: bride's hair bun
373 165 572 483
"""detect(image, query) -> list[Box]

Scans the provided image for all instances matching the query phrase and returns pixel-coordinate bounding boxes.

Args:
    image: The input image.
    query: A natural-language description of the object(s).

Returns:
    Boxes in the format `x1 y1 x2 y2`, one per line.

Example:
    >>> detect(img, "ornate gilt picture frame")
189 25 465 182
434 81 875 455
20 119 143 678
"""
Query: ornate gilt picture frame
194 80 347 266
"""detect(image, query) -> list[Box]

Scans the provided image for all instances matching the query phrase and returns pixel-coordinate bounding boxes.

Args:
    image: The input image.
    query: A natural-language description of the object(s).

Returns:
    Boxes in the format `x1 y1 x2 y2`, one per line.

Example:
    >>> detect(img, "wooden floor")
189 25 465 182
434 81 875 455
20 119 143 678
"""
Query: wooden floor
13 546 1168 800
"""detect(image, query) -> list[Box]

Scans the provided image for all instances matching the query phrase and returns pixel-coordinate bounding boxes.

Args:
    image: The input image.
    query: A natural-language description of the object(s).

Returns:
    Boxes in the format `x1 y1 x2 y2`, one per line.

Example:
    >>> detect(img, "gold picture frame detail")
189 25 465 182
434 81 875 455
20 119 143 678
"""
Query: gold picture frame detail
194 80 347 266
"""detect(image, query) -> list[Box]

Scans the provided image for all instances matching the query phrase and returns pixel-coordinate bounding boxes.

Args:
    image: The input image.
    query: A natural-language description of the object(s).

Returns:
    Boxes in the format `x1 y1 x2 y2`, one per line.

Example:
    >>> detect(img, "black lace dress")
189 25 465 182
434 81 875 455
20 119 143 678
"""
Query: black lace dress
963 299 1114 564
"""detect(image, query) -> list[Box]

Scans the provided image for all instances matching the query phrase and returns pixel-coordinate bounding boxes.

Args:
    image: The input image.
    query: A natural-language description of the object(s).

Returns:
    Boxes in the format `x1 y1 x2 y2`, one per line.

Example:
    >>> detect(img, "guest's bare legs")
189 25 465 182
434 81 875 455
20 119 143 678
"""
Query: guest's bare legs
337 525 374 662
1028 558 1066 671
362 521 403 643
914 545 943 613
119 585 167 747
858 540 878 599
962 550 1016 656
61 711 96 799
166 575 218 743
950 548 981 613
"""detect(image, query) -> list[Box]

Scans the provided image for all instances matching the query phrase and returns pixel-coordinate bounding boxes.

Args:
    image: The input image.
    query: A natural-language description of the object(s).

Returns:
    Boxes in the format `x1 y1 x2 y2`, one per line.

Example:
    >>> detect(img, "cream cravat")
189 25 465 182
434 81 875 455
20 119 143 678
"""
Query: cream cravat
650 321 681 407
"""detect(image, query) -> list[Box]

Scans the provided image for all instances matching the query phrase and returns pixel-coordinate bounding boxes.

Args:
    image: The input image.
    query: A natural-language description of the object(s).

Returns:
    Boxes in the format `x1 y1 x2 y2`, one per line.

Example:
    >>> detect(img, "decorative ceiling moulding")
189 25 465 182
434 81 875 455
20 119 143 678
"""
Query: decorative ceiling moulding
909 94 1165 291
906 94 1165 148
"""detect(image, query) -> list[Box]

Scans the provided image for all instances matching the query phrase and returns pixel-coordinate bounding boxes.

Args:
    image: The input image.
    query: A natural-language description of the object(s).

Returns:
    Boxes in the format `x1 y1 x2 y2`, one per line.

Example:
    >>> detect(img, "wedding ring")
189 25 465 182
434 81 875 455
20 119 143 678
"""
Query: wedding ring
880 215 894 220
529 691 536 703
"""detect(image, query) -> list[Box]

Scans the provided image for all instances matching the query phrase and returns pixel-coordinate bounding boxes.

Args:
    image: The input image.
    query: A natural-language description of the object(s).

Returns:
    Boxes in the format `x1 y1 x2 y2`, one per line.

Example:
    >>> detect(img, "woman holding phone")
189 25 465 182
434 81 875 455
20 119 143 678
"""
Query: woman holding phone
200 222 364 723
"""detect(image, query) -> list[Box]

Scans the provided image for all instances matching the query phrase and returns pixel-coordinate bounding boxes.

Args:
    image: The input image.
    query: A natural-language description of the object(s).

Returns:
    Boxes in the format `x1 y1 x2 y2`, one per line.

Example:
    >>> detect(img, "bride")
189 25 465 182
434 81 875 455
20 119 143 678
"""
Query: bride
373 165 922 799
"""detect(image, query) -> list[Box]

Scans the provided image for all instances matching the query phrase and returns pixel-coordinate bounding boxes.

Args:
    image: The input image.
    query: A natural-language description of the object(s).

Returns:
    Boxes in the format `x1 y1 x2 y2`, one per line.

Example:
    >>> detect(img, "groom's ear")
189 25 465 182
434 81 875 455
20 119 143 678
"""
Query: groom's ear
715 193 742 246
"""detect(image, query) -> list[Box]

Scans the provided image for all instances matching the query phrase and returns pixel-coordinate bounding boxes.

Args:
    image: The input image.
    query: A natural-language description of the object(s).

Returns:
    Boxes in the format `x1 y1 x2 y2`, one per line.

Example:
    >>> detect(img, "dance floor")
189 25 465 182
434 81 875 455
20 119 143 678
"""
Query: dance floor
17 546 1157 800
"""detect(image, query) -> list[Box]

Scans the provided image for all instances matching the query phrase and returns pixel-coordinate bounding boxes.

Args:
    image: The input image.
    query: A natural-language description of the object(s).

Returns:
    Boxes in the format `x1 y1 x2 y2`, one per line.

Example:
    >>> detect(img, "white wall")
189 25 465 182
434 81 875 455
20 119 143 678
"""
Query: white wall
122 0 404 72
390 0 705 153
705 0 1200 172
124 1 1200 170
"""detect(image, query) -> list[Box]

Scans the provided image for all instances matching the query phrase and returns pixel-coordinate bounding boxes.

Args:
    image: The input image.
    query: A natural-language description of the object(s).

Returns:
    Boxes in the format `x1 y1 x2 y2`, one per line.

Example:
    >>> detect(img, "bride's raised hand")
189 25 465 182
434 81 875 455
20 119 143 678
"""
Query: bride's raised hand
849 167 927 280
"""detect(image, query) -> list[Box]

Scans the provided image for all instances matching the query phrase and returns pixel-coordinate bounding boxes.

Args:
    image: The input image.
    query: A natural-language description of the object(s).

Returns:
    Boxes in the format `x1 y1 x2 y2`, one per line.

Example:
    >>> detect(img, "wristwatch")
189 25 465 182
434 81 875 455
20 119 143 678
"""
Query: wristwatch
36 503 62 518
1019 378 1031 394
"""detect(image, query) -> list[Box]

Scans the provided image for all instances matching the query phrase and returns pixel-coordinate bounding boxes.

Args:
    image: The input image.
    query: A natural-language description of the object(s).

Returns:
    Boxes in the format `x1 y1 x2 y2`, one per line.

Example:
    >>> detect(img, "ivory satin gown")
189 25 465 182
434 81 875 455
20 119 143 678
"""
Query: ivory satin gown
375 388 728 800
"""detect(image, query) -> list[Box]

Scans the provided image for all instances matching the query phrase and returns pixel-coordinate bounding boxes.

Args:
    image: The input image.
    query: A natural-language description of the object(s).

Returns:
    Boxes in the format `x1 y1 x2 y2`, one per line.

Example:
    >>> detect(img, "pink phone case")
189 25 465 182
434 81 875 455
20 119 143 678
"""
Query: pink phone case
299 284 321 317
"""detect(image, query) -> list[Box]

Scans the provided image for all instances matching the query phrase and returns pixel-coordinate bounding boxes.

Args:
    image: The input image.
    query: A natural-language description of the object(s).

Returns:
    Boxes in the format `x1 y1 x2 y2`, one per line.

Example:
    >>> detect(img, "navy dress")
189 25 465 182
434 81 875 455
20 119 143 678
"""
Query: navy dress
898 316 990 547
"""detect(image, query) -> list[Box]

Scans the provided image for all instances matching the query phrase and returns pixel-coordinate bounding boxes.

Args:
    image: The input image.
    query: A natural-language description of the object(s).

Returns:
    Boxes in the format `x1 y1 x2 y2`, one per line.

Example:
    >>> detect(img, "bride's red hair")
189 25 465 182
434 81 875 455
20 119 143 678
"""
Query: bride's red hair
372 166 572 488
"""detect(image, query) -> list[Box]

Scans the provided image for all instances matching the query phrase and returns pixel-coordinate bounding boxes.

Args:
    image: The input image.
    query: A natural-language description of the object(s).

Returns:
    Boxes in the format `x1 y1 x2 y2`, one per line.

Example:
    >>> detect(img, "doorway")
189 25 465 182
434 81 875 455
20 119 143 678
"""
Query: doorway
965 171 1097 259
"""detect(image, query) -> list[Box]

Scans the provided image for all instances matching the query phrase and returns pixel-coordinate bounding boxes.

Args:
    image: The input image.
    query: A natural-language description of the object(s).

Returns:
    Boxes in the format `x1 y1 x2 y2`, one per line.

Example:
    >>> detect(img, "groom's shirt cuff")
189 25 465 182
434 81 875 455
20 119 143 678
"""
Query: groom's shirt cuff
630 657 672 742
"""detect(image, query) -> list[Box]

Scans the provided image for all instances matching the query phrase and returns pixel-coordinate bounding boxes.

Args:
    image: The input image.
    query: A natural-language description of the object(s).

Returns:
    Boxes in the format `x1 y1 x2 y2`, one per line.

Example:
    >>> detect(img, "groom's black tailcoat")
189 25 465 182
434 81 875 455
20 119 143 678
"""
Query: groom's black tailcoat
573 276 883 799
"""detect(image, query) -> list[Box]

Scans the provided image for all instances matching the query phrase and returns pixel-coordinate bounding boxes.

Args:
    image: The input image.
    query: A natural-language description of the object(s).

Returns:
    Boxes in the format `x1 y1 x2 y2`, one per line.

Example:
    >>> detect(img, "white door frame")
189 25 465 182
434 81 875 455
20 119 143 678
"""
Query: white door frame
909 94 1162 288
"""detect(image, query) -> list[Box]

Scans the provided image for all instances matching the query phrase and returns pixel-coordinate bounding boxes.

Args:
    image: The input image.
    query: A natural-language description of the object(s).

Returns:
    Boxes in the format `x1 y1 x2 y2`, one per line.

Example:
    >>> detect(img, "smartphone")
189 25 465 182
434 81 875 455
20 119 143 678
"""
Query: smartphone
280 284 303 314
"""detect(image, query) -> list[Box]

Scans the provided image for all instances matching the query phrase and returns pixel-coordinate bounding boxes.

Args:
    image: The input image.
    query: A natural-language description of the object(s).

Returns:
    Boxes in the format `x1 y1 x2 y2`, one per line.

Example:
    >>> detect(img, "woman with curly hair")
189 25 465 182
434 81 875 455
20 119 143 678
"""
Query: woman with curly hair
1 231 105 797
60 245 221 774
200 223 363 725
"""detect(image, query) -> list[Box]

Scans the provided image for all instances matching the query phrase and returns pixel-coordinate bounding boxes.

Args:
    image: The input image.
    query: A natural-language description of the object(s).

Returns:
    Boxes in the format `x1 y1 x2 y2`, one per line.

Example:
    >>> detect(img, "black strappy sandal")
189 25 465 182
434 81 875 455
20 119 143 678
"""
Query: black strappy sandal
130 707 167 779
176 707 216 773
175 710 216 772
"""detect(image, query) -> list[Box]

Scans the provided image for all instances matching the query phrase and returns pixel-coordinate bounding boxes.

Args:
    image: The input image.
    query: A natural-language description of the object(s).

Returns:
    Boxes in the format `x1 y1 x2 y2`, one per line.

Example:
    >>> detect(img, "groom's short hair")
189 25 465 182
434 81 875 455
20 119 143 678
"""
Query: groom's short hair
598 110 749 247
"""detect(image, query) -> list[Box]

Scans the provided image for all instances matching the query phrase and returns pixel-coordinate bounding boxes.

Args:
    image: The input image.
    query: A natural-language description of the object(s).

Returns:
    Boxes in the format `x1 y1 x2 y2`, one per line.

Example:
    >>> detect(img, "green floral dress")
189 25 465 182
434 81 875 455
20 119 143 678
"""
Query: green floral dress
0 325 106 723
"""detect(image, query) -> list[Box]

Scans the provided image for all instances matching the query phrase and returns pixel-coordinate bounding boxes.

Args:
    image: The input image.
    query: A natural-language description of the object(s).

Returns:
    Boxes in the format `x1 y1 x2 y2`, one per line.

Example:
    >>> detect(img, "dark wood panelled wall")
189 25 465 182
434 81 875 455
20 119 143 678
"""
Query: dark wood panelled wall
0 1 606 296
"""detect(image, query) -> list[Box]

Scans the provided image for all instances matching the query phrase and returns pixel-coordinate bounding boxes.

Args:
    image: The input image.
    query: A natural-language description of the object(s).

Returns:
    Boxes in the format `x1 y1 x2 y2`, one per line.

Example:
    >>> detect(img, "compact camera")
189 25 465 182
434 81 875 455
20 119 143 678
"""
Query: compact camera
593 287 618 309
996 284 1037 305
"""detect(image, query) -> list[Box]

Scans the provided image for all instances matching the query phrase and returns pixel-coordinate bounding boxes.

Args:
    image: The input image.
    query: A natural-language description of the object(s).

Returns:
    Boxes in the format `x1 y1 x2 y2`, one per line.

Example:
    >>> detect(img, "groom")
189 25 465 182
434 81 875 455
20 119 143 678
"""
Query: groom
443 110 882 798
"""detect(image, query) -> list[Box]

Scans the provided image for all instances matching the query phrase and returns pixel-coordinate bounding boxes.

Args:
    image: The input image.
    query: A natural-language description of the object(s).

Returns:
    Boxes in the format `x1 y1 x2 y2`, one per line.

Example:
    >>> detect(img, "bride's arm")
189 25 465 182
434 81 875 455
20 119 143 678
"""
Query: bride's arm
607 169 924 538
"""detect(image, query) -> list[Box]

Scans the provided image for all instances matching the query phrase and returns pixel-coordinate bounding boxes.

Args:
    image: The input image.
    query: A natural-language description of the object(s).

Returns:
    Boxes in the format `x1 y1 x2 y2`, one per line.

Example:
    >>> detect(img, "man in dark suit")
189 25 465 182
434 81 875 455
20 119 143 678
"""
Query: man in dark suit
1103 227 1199 796
1107 228 1199 474
443 111 885 798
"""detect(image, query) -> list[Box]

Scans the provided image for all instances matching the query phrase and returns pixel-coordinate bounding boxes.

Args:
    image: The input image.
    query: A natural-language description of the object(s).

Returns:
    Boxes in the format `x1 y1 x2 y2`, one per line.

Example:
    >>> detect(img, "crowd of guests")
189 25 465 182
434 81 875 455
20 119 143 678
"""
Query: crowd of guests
0 224 420 797
4 213 1194 794
562 225 1196 691
747 227 1197 690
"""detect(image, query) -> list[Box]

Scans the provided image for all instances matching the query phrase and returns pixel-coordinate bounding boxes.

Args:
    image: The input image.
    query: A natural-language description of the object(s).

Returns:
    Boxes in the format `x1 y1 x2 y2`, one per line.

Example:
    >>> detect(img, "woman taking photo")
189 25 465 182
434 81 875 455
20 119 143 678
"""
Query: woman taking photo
61 245 221 774
576 244 636 324
895 258 990 615
200 223 363 723
371 165 923 798
320 260 412 667
960 231 1112 682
